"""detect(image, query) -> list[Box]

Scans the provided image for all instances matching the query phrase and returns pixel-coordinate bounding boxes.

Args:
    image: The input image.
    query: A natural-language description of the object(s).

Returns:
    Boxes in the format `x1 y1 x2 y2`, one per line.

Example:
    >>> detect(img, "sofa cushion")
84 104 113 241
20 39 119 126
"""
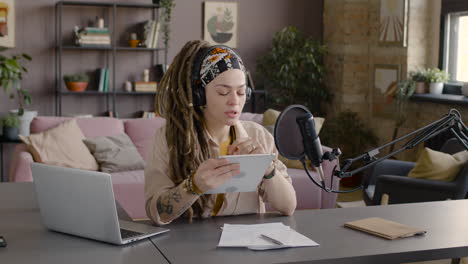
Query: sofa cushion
124 117 166 161
20 119 99 171
31 116 124 138
408 147 468 182
83 133 145 173
239 112 263 125
287 168 321 209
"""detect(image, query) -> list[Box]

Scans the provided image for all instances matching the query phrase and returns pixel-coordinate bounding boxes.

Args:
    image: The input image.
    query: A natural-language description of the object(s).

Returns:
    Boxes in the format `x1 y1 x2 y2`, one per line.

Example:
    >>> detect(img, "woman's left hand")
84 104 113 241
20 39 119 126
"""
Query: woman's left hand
228 137 275 176
228 137 266 155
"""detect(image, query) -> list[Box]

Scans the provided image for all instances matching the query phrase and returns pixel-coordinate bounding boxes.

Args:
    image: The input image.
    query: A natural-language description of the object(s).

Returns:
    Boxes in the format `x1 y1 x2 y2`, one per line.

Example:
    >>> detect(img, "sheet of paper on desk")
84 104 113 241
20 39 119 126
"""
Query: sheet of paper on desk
218 222 319 250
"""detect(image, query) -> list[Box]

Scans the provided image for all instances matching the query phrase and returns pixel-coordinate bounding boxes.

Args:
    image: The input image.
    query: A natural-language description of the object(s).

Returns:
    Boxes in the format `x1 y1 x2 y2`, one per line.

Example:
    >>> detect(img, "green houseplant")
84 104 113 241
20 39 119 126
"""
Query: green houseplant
1 112 20 140
320 110 379 186
426 68 449 94
64 73 89 92
159 0 175 49
257 26 331 115
409 69 428 94
0 48 32 115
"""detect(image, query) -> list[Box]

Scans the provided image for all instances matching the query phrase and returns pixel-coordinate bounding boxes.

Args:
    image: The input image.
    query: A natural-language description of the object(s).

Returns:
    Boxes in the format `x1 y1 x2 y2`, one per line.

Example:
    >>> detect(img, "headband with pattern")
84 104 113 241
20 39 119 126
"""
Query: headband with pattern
196 46 246 88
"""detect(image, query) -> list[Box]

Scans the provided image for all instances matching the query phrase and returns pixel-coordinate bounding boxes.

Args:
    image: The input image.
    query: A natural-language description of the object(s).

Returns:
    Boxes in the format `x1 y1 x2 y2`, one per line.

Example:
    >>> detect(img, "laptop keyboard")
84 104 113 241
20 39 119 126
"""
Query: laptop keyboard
120 228 144 239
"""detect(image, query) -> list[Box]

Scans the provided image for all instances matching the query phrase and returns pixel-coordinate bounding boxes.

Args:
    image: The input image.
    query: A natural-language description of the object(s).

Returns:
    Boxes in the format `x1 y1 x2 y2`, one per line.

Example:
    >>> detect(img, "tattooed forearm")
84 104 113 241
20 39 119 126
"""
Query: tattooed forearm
157 195 174 215
170 188 182 203
156 184 198 221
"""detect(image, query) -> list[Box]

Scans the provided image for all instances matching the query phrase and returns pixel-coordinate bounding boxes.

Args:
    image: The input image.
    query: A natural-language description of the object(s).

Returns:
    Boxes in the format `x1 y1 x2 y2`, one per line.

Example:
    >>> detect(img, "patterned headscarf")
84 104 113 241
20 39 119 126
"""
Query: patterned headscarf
195 46 246 88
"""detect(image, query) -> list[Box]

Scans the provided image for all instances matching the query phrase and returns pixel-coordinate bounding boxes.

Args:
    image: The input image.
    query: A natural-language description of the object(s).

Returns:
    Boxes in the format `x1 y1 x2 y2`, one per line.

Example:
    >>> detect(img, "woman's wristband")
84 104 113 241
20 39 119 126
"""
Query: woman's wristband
263 164 276 179
185 173 204 195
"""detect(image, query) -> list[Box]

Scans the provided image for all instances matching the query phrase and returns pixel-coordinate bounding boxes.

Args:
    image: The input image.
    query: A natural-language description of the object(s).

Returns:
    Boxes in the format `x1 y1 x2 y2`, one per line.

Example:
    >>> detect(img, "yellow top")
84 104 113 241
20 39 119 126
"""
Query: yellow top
212 127 235 216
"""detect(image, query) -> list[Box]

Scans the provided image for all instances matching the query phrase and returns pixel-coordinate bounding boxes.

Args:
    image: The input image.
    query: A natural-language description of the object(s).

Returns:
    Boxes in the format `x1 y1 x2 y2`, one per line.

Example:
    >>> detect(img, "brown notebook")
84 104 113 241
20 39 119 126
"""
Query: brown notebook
344 217 426 240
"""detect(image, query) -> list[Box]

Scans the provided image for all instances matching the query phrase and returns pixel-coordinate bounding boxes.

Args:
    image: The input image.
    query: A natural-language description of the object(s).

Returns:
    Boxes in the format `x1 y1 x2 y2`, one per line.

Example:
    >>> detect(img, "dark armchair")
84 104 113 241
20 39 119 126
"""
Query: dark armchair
363 138 468 205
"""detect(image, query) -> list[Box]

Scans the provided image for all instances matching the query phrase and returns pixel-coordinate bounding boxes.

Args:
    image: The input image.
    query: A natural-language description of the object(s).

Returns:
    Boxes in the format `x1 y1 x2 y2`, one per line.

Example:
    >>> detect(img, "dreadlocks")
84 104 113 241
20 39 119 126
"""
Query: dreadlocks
155 40 212 221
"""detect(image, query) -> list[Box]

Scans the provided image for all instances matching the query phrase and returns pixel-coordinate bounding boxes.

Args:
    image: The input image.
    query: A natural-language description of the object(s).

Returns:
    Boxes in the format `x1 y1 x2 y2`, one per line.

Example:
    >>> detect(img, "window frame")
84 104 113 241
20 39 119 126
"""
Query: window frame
439 0 468 82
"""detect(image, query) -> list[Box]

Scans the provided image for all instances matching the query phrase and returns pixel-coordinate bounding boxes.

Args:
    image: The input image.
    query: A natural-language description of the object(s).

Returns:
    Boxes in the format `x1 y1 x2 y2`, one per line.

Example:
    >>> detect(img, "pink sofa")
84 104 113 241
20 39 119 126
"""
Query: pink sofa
10 113 339 218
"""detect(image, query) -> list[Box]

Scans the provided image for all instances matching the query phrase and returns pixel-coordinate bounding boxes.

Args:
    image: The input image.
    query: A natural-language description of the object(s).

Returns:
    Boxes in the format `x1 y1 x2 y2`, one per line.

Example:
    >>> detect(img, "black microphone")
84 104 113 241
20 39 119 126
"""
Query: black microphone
296 113 326 184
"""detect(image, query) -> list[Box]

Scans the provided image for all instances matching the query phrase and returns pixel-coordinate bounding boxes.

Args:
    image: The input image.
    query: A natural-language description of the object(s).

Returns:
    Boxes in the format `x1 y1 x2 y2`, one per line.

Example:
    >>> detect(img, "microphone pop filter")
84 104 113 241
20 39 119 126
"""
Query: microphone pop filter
274 105 312 160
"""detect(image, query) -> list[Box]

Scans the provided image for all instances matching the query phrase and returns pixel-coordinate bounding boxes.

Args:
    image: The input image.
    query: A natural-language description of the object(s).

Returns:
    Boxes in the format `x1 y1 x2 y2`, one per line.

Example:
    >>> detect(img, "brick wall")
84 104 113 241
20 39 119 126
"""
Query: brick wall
324 0 454 161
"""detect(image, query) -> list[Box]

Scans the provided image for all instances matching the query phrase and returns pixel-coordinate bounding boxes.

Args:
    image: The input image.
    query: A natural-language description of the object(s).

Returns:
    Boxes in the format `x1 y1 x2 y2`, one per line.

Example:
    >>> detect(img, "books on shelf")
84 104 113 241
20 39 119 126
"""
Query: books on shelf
97 68 109 92
134 82 157 92
142 20 160 48
74 26 111 47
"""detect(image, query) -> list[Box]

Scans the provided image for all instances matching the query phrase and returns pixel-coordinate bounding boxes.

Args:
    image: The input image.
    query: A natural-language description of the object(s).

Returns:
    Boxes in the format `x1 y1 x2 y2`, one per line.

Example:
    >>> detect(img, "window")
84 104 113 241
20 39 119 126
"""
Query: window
440 0 468 82
443 11 468 82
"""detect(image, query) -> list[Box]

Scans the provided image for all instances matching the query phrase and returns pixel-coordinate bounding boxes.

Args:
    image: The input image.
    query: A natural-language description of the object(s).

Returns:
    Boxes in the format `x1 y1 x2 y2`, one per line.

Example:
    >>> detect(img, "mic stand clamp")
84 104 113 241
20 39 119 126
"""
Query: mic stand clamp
322 148 342 162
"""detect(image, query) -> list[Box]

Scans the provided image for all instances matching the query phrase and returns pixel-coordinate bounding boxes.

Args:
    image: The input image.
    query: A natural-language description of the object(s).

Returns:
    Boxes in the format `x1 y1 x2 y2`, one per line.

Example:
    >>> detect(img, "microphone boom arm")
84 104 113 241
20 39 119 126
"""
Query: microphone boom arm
333 109 468 179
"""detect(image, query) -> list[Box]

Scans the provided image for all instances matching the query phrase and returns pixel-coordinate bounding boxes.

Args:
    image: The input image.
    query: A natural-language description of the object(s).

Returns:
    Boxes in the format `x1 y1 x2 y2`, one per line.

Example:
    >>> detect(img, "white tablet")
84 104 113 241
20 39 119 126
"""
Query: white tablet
204 154 275 194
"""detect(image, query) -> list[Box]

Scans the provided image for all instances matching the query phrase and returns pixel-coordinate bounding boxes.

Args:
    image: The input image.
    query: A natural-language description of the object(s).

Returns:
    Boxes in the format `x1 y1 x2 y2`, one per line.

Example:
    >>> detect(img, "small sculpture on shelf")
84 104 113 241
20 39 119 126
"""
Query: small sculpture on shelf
124 80 132 92
64 74 89 92
143 69 150 82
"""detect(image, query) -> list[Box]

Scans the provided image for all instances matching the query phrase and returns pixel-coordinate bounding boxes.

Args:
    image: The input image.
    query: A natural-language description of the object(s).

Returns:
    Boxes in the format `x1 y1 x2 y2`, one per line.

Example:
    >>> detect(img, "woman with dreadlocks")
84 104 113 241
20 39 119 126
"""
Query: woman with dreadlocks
144 40 296 225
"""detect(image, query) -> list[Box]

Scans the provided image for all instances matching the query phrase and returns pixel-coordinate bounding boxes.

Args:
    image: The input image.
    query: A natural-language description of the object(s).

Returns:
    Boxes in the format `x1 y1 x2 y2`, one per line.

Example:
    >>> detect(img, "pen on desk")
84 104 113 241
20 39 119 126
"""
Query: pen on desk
260 234 283 245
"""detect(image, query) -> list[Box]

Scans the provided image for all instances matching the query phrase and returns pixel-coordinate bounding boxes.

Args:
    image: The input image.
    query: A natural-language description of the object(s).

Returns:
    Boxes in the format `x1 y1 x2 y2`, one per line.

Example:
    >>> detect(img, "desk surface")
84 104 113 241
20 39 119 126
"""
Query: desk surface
0 183 168 264
2 182 468 264
151 200 468 264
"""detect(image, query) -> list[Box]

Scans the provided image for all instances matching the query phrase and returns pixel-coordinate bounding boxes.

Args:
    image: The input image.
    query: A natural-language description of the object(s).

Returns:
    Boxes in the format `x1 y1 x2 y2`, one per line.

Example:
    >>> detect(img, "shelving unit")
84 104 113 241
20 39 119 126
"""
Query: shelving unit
55 1 167 117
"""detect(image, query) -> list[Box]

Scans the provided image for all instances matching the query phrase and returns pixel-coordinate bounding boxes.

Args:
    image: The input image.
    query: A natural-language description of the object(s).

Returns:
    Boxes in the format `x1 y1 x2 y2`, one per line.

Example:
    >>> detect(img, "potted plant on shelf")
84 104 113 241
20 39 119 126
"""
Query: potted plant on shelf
409 69 428 94
64 74 89 92
159 0 175 49
426 68 449 94
257 26 332 115
1 113 20 140
0 48 36 137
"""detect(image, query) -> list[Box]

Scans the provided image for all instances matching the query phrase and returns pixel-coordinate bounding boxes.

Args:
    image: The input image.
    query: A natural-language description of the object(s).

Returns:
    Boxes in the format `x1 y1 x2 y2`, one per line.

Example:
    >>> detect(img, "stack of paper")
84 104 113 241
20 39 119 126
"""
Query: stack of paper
218 222 319 250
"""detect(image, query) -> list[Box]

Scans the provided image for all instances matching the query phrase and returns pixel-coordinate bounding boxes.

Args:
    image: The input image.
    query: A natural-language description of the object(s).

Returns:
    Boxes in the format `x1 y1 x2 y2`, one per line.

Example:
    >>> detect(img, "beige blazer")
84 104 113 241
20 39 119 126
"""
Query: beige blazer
144 120 293 225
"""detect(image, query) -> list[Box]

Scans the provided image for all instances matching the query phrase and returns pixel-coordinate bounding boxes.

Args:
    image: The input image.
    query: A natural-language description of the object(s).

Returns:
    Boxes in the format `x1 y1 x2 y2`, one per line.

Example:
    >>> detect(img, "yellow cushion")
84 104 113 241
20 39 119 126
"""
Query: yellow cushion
408 147 468 182
262 108 325 169
262 108 281 126
20 119 99 171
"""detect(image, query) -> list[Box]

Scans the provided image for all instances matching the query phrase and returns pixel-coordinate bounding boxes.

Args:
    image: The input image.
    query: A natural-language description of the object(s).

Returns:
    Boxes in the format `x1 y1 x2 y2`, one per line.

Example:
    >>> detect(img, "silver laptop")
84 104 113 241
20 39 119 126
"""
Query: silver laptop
31 163 169 245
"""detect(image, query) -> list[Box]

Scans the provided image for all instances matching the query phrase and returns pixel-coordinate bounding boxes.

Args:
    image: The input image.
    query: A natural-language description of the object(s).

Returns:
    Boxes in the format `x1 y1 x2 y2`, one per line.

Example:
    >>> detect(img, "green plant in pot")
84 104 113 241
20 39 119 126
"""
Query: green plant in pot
409 69 427 94
64 74 89 92
0 48 32 116
426 68 449 94
320 110 379 187
257 26 332 115
1 113 20 140
159 0 175 49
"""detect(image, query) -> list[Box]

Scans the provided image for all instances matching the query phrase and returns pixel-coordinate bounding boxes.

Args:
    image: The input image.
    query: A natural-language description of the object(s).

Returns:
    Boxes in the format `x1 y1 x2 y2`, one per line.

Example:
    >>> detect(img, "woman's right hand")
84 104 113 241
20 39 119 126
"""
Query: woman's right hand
192 159 240 193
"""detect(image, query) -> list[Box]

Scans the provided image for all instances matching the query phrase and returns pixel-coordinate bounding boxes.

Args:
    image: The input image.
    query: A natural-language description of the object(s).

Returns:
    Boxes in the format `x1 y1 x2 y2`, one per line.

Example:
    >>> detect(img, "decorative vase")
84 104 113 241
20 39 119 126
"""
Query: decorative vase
414 82 427 94
429 82 444 94
66 82 88 92
2 126 19 140
9 110 38 137
129 39 140 48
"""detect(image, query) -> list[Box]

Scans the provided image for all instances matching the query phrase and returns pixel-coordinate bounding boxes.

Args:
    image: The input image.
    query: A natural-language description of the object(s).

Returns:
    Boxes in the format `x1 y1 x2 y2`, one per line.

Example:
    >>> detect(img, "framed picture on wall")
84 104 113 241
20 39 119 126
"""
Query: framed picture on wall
0 0 15 48
373 64 400 119
379 0 407 46
203 2 238 48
